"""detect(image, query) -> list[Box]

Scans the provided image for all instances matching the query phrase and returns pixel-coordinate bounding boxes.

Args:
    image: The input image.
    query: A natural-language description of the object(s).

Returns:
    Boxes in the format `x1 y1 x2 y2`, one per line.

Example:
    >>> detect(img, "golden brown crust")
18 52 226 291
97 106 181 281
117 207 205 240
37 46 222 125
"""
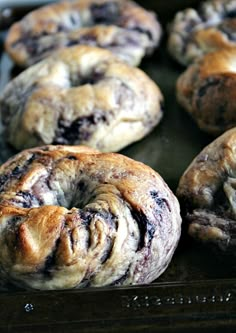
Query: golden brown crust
177 128 236 251
177 48 236 135
5 0 162 67
0 45 163 152
168 0 236 66
0 145 181 290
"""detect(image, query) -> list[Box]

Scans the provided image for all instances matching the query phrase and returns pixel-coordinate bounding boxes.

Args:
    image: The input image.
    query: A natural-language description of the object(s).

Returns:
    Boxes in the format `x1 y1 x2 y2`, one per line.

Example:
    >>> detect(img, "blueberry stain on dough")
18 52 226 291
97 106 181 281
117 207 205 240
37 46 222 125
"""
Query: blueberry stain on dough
150 190 171 212
43 238 61 277
0 174 10 191
90 2 119 24
131 209 155 250
197 78 220 98
54 114 108 145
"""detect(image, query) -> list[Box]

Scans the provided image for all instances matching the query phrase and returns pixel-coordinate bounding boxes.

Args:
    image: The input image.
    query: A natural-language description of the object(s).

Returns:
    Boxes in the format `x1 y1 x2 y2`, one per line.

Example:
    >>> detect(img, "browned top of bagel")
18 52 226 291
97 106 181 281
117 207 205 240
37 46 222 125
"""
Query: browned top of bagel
177 48 236 135
0 145 181 290
177 128 236 250
168 0 236 66
5 0 161 67
0 45 163 152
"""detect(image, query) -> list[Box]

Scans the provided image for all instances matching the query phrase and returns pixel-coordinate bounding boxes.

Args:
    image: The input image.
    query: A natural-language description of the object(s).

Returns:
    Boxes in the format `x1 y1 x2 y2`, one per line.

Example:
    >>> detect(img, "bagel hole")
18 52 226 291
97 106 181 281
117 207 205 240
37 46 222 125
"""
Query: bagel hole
65 178 94 210
80 70 105 86
70 68 104 87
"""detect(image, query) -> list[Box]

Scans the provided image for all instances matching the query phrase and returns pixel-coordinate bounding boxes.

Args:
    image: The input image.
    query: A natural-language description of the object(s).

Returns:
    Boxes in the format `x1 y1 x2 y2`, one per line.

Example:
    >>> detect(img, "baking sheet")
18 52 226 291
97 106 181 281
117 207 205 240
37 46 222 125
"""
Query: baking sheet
0 0 235 331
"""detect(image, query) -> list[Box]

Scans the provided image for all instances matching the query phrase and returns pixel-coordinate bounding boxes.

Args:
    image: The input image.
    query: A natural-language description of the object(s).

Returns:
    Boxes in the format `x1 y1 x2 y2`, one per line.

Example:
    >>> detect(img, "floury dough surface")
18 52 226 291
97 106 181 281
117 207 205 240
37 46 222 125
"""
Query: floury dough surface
0 145 181 290
0 45 163 152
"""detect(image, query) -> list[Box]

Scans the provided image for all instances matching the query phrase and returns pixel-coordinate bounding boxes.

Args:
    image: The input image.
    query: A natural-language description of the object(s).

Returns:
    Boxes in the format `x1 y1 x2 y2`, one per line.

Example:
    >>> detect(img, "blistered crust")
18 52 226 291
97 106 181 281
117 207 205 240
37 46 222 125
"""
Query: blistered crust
5 0 162 67
0 45 163 152
177 48 236 135
168 0 236 66
0 145 181 289
177 128 236 251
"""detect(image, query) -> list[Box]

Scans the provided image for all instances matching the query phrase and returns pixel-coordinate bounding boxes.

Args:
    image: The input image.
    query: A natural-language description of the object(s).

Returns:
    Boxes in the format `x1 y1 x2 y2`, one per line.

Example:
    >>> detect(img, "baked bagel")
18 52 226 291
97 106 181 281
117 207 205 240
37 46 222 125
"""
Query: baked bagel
168 0 236 66
177 128 236 251
0 145 181 290
0 45 163 152
176 48 236 135
5 0 162 67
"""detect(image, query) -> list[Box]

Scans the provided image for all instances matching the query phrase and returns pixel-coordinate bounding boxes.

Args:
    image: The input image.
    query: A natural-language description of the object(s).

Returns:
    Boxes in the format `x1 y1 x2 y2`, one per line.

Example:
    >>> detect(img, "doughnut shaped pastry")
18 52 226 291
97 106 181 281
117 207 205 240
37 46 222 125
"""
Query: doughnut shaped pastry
177 48 236 135
0 145 181 290
177 128 236 251
168 0 236 66
5 0 162 67
0 45 163 152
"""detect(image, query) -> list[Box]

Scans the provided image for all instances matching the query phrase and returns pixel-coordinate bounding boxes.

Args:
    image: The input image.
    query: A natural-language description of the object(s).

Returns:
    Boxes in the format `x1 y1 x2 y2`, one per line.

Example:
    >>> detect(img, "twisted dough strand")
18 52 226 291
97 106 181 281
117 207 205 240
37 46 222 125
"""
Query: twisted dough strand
0 145 181 290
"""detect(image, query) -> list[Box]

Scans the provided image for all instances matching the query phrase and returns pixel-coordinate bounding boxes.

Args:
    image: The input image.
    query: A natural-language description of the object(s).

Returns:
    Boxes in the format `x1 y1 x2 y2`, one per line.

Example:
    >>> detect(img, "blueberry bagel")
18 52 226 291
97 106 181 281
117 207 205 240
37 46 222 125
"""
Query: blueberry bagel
5 0 162 67
168 0 236 66
176 48 236 135
0 145 181 290
0 45 163 152
177 128 236 252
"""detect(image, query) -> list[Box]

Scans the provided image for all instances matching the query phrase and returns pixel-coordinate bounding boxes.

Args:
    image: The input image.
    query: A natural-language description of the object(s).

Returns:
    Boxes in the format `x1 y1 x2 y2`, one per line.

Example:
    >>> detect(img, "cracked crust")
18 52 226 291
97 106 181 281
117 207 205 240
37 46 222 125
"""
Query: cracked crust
0 145 181 290
176 48 236 135
5 0 162 67
0 45 163 152
177 128 236 251
168 0 236 66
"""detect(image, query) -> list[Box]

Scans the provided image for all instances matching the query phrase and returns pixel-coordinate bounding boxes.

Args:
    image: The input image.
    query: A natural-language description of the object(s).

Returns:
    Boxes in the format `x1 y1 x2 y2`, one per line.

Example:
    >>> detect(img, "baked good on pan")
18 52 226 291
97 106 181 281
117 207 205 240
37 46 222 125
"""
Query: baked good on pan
6 25 152 67
176 48 236 135
0 45 163 152
5 0 162 67
177 128 236 251
0 145 181 290
168 0 236 66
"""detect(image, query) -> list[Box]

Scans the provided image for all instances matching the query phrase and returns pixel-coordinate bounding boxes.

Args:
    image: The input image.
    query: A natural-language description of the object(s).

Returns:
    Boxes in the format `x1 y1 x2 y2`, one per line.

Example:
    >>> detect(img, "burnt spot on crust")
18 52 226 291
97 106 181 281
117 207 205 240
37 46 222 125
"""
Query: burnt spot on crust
130 209 155 250
90 2 120 25
54 113 108 145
